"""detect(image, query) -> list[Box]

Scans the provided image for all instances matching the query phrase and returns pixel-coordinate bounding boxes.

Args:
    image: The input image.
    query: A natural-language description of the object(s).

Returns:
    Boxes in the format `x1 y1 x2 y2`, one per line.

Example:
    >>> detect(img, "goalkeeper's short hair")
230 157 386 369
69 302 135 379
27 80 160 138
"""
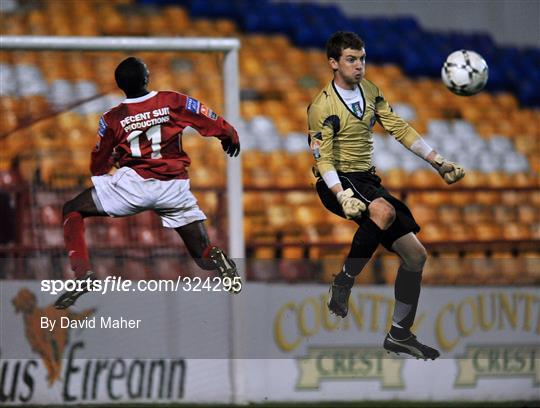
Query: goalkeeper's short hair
114 57 149 94
326 31 365 61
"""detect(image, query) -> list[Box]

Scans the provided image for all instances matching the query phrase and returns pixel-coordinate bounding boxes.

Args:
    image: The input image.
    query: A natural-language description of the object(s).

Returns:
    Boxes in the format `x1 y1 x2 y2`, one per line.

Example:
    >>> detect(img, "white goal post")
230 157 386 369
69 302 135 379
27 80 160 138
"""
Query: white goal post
1 35 245 259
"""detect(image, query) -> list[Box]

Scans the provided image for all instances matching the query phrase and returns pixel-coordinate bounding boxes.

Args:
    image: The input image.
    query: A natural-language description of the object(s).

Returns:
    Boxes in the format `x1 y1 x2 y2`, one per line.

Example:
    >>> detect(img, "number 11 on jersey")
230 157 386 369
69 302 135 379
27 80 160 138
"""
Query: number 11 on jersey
127 124 163 159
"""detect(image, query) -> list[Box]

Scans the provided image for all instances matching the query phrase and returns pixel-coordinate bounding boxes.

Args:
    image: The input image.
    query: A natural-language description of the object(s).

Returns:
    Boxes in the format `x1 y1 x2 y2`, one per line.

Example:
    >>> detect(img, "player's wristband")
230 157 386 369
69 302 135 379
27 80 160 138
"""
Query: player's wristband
322 170 340 189
410 138 434 160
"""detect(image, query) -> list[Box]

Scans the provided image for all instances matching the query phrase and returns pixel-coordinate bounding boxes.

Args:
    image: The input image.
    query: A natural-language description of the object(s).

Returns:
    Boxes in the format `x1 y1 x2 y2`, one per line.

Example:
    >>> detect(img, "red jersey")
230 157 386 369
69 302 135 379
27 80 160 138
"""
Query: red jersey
91 91 237 180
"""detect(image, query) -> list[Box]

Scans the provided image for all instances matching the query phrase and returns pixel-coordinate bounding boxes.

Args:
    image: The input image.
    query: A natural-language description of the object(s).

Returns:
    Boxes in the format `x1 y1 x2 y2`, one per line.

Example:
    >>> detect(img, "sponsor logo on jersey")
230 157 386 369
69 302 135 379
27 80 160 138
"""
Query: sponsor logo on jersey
351 101 363 116
97 116 107 137
186 97 200 113
200 104 218 120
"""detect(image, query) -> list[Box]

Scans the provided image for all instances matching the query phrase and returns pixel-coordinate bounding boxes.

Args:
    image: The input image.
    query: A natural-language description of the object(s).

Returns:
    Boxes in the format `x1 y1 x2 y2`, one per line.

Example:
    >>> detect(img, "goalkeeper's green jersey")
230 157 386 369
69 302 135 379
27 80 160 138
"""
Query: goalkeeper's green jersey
307 79 422 177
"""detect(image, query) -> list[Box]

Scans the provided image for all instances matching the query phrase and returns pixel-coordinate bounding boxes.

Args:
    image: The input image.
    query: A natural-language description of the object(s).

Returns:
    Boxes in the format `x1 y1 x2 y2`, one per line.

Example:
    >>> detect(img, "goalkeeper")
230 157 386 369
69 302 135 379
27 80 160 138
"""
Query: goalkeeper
308 32 465 360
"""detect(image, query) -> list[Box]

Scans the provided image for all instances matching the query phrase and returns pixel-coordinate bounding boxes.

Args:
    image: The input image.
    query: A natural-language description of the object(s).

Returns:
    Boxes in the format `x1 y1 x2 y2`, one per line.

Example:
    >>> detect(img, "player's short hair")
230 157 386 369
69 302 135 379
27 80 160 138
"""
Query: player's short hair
326 31 365 61
114 57 149 94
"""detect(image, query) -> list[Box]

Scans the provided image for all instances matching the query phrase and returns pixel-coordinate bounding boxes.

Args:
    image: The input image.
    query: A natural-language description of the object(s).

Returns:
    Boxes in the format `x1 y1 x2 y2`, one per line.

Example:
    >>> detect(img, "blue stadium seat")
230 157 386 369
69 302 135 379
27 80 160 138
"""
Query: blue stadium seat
136 0 540 106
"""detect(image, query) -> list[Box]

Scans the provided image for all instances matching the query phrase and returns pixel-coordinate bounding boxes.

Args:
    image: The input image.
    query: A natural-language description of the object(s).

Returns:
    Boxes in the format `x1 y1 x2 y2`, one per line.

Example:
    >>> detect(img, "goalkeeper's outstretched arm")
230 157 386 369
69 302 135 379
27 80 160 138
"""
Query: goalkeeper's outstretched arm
375 91 465 185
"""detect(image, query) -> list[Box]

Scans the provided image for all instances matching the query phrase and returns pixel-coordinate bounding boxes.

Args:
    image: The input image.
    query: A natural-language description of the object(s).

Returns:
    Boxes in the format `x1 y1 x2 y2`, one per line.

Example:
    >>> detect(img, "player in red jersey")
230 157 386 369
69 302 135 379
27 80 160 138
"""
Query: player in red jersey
55 57 241 309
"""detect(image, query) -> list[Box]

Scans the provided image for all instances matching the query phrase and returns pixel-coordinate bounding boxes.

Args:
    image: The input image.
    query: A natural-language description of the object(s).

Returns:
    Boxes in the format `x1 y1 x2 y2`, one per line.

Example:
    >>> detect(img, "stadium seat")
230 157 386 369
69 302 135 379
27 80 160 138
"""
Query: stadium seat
331 222 356 244
501 190 527 206
530 223 540 240
438 253 464 284
446 224 473 242
518 204 538 224
437 204 462 225
418 222 448 243
463 204 489 224
409 203 438 225
91 255 116 280
135 227 158 246
25 254 54 280
120 257 148 280
465 251 493 284
475 191 499 206
409 169 440 188
484 171 511 188
41 227 64 247
40 205 62 226
492 204 516 224
503 222 530 240
524 252 540 283
151 255 183 279
473 222 502 241
380 168 407 189
2 0 538 287
106 222 129 247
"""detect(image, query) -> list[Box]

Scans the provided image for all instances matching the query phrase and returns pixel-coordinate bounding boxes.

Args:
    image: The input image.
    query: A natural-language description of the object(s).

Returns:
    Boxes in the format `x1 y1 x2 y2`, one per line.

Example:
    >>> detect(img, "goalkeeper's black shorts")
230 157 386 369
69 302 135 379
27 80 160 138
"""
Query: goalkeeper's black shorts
316 168 421 251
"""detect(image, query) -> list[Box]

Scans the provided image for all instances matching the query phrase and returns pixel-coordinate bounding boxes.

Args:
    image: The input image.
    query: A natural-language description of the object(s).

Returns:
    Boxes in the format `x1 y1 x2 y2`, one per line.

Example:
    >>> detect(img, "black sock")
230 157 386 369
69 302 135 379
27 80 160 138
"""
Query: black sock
334 269 355 287
333 218 383 288
392 266 422 334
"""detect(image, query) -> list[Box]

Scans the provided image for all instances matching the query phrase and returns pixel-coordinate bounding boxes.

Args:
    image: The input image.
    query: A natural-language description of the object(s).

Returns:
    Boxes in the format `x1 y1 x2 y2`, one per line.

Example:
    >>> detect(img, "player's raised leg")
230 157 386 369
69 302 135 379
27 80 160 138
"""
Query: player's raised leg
383 232 440 360
55 187 107 309
328 197 395 317
175 220 241 294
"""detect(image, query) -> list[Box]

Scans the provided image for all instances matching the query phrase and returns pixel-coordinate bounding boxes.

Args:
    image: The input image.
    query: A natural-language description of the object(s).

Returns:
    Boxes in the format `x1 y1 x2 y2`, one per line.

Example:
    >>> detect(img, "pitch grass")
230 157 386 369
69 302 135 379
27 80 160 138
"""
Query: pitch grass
28 401 539 408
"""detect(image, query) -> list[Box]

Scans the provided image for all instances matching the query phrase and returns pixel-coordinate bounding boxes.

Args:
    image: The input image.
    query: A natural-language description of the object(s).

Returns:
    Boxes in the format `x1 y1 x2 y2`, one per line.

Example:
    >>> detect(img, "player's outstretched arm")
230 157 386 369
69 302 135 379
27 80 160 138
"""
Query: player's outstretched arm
178 94 240 157
374 92 465 185
426 151 466 184
219 123 240 157
90 116 116 176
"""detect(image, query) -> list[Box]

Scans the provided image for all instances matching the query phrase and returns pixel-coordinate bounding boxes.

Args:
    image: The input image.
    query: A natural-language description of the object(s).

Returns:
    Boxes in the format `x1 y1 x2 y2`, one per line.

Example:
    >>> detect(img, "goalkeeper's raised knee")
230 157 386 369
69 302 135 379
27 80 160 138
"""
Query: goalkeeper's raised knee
368 198 396 230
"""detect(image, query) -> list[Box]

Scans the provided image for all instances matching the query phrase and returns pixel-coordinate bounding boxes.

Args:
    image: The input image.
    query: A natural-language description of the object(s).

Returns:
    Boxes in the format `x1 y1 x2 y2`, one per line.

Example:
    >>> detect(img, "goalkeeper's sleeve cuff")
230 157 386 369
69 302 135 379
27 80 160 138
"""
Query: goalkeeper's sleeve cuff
322 170 340 189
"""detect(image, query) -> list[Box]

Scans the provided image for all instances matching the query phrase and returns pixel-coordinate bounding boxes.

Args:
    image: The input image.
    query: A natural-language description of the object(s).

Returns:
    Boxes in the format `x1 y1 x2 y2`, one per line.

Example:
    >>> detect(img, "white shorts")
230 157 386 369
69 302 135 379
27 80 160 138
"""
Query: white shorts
91 167 206 228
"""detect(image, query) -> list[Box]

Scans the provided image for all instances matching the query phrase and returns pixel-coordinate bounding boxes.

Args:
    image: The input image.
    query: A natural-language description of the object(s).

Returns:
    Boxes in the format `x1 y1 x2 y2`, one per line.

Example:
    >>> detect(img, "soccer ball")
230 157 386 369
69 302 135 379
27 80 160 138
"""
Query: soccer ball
441 50 489 96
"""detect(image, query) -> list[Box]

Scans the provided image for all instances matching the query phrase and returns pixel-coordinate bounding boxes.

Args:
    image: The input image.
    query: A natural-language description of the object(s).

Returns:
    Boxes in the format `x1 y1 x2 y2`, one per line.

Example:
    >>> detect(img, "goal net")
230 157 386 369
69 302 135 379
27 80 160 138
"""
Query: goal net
0 36 246 404
1 36 244 278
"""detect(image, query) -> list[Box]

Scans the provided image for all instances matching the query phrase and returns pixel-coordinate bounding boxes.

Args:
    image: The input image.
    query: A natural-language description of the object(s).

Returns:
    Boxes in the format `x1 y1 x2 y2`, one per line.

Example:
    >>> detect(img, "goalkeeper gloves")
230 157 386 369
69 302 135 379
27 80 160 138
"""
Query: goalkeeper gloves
221 125 240 157
336 188 366 219
431 154 465 184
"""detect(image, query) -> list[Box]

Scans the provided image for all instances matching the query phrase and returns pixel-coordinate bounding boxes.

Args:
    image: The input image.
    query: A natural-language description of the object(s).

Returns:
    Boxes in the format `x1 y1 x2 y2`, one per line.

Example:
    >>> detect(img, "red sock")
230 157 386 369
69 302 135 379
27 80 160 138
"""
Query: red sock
63 212 91 278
